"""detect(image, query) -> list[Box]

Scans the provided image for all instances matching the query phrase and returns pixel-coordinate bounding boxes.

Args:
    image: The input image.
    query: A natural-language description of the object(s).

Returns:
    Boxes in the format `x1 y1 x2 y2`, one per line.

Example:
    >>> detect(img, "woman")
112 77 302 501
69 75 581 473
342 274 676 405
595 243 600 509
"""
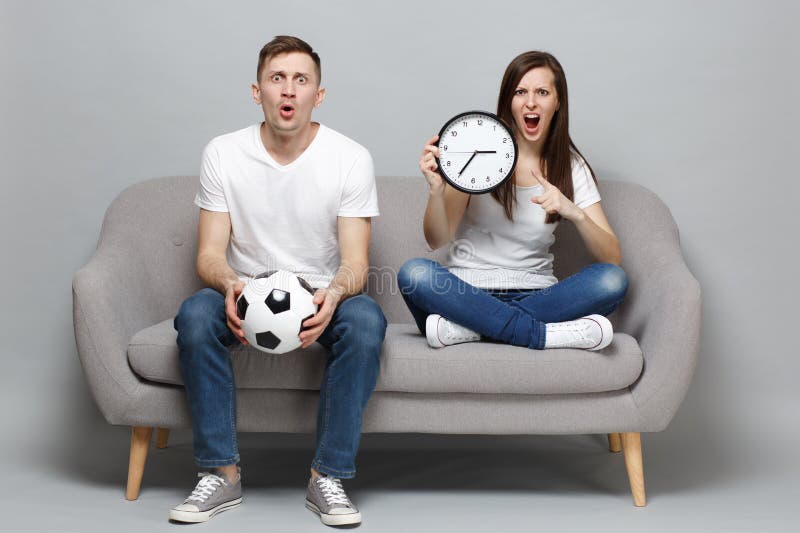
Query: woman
397 51 628 351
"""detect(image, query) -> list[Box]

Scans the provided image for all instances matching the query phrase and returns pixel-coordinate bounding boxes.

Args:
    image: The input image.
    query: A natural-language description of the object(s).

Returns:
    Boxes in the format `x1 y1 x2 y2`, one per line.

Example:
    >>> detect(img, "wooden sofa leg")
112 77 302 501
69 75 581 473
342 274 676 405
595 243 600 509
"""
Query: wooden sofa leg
156 428 169 449
621 432 646 507
126 426 153 501
608 433 622 453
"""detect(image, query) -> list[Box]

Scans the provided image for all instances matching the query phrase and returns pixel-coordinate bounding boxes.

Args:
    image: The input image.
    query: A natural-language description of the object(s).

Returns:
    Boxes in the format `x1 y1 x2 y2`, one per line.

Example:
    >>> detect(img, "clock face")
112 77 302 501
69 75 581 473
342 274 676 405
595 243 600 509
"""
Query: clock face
436 111 518 194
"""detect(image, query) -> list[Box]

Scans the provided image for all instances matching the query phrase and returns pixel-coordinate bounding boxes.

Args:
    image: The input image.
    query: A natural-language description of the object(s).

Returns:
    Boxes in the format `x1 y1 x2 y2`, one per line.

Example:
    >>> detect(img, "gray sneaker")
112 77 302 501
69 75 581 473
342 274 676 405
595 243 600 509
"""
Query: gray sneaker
169 470 242 523
305 475 362 526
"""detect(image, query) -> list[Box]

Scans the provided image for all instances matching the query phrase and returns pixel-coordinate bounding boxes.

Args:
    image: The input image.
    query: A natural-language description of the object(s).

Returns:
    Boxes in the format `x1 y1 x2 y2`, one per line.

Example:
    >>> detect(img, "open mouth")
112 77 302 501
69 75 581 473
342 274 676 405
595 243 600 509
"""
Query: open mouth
524 113 540 131
279 104 295 119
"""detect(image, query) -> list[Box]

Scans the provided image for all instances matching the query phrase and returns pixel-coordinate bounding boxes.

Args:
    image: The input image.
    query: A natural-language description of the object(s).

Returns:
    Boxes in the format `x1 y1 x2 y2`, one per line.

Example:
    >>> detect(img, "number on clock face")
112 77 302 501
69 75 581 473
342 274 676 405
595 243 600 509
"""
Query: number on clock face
436 111 517 194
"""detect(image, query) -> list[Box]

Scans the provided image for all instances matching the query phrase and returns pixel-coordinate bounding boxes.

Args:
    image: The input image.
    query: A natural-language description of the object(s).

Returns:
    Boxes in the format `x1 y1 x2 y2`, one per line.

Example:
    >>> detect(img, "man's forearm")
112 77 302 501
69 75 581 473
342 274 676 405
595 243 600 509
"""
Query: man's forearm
197 253 240 295
327 261 369 302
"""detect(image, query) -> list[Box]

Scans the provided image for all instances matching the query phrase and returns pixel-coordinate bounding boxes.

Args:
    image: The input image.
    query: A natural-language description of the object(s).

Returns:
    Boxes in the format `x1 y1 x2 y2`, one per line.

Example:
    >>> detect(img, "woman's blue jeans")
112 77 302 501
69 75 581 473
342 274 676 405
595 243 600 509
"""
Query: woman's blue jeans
174 289 387 479
397 259 628 349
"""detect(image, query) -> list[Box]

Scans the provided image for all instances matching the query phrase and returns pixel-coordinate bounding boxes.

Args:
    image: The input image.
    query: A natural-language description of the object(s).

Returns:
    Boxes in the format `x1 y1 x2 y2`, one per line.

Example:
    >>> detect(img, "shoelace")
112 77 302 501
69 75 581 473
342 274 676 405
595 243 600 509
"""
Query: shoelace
548 318 595 333
547 319 597 347
315 476 351 506
185 473 226 503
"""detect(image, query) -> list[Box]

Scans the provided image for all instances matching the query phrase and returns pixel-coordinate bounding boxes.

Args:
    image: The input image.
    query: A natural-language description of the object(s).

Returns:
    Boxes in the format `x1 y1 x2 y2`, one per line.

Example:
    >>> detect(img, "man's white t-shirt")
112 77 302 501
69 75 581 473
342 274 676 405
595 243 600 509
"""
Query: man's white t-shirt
195 123 380 288
446 156 601 289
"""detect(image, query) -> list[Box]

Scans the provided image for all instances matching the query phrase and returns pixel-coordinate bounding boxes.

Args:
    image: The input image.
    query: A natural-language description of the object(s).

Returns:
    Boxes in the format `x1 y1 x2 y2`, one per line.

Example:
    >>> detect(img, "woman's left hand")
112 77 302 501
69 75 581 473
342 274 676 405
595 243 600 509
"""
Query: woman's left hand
530 170 584 222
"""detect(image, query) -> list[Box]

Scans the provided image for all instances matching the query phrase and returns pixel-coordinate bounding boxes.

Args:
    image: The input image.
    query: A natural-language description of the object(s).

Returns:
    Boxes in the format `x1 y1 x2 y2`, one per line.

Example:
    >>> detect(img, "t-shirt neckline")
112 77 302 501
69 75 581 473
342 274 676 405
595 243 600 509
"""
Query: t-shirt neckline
253 122 326 171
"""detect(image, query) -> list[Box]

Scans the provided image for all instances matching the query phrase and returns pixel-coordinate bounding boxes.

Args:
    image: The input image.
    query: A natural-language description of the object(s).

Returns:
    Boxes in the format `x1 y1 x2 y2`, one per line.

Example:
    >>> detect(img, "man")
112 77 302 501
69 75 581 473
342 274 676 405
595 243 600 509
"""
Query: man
170 36 386 527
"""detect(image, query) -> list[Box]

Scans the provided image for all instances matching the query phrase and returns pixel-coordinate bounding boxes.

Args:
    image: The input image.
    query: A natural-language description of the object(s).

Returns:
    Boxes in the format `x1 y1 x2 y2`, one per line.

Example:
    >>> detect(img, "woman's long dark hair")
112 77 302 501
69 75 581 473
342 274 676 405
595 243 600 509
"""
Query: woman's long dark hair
493 51 596 223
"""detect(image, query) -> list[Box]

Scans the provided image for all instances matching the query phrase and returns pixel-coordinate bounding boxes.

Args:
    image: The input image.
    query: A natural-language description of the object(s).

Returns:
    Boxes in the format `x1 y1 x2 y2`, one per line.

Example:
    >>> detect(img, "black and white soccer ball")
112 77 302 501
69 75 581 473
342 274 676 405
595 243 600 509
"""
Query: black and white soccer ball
236 270 318 354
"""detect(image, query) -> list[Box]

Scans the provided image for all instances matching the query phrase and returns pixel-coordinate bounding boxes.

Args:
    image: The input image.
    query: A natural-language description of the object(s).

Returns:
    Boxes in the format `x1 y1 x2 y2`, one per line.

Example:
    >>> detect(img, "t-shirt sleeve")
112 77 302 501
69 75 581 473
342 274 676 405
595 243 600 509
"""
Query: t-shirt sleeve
338 149 380 217
194 141 229 212
572 156 601 209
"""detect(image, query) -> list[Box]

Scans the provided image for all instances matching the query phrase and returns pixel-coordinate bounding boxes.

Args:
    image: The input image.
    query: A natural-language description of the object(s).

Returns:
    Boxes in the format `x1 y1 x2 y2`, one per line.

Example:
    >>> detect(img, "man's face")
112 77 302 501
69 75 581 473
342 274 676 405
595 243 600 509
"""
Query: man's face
252 52 325 135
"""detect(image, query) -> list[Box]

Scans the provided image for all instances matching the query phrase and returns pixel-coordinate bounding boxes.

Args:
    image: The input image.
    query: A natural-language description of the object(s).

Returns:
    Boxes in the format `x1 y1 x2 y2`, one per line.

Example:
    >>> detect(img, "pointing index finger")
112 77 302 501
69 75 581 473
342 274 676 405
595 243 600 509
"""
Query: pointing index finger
530 169 550 188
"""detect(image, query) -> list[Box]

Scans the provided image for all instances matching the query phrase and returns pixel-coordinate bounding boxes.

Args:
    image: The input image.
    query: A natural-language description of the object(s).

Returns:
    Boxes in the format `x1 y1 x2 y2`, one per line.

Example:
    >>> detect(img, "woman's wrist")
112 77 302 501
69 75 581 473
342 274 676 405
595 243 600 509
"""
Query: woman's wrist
429 184 446 197
569 207 587 224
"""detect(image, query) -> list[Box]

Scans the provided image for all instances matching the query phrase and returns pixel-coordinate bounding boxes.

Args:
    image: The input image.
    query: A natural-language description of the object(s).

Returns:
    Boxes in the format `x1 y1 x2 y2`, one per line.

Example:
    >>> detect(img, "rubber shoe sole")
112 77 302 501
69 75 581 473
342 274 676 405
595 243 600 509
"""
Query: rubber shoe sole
426 314 446 348
583 314 613 351
169 497 242 523
305 499 362 526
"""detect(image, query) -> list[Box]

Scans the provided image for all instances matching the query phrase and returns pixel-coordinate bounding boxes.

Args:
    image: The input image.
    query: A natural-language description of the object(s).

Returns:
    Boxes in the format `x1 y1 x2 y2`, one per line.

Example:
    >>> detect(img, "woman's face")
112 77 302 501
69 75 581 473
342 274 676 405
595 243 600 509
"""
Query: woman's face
510 67 560 151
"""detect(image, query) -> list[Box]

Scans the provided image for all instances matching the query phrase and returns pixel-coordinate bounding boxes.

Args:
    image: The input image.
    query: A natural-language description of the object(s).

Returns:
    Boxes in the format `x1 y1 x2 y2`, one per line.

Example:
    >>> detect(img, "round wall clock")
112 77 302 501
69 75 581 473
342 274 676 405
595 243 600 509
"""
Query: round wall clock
436 111 518 194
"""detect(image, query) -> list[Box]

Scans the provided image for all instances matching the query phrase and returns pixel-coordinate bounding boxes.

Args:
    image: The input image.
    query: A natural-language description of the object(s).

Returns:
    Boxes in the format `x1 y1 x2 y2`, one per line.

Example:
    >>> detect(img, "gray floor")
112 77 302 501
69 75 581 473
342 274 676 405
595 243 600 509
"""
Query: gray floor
3 355 797 533
5 396 799 533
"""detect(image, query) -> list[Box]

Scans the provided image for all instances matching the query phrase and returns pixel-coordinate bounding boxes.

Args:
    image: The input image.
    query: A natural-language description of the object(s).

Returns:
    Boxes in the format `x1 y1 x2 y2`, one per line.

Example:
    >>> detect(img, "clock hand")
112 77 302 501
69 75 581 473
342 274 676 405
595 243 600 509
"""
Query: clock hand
475 150 497 154
458 151 478 175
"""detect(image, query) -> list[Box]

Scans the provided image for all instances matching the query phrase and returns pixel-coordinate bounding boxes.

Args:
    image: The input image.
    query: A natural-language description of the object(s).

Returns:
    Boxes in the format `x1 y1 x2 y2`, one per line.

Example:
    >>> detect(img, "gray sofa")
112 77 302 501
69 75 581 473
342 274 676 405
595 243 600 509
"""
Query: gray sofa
72 175 701 506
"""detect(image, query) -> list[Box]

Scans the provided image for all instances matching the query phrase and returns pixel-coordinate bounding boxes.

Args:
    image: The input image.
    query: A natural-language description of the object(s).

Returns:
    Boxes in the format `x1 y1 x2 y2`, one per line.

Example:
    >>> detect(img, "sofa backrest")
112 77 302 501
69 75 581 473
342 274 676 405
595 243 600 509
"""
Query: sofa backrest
98 175 681 330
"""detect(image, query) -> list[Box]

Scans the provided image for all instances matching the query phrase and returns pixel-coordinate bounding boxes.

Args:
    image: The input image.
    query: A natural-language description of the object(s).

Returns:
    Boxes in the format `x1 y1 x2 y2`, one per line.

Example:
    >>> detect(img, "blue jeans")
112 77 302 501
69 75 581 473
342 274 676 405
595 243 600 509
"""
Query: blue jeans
397 259 628 349
174 289 387 479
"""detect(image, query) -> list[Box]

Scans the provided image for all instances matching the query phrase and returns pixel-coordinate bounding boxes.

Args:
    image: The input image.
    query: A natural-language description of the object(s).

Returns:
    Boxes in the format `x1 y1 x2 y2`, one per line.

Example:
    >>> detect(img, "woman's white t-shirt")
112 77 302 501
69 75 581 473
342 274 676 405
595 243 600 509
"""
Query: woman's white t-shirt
446 157 601 289
195 123 380 288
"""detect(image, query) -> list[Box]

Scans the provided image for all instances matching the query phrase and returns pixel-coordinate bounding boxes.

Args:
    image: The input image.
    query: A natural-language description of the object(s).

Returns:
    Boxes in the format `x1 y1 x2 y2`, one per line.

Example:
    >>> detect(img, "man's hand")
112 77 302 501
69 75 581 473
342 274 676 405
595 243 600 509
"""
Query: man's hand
530 170 584 222
224 280 249 345
299 288 342 348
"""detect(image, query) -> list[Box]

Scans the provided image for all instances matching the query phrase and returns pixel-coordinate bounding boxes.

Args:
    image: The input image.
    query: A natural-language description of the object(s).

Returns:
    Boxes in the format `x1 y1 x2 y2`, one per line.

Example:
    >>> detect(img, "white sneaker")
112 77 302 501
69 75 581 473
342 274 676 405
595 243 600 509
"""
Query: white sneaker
426 314 481 348
544 314 613 351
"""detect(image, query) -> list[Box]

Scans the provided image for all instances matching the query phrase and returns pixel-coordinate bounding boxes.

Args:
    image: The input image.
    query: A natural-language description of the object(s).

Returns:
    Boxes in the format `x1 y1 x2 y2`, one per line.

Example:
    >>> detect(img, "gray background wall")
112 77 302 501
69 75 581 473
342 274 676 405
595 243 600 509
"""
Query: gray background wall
1 0 798 531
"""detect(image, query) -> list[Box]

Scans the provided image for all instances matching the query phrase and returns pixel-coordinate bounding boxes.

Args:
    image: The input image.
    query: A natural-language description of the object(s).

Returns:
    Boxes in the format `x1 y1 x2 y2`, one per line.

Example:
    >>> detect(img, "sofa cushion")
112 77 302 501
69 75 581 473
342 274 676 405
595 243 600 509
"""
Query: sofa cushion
129 319 643 395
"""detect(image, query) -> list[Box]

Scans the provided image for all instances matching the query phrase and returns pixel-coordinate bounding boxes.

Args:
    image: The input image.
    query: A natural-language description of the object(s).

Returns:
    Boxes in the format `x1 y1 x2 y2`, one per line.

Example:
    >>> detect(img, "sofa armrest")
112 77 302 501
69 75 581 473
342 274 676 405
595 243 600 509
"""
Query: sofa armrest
72 245 166 425
623 254 702 430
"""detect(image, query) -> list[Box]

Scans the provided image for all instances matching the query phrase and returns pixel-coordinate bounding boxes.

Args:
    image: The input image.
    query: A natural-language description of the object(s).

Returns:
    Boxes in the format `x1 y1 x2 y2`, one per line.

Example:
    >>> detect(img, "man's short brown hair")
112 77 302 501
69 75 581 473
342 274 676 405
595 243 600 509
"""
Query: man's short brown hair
256 35 321 84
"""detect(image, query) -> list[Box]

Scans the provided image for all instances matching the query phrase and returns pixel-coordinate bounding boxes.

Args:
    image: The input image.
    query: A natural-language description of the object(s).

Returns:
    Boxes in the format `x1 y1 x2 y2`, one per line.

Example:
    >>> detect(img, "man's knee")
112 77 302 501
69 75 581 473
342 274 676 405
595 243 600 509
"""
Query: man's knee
175 288 224 348
336 295 387 351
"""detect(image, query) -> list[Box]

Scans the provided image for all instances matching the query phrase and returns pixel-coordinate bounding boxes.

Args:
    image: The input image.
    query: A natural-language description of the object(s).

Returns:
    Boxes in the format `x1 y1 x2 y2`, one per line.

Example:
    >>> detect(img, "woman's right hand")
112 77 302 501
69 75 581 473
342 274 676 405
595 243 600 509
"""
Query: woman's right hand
420 135 445 195
224 280 249 345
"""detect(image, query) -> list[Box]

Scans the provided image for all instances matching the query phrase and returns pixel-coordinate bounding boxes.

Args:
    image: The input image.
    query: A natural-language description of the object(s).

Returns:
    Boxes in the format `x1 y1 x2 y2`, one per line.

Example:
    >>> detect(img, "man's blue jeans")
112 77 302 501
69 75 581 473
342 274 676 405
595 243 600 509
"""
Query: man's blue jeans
397 259 628 349
174 289 387 479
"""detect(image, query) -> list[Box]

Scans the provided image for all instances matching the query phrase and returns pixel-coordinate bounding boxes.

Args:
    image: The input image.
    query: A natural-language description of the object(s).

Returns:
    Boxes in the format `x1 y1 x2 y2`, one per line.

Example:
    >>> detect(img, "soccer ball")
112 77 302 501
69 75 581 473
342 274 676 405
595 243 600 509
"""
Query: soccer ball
236 270 318 354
